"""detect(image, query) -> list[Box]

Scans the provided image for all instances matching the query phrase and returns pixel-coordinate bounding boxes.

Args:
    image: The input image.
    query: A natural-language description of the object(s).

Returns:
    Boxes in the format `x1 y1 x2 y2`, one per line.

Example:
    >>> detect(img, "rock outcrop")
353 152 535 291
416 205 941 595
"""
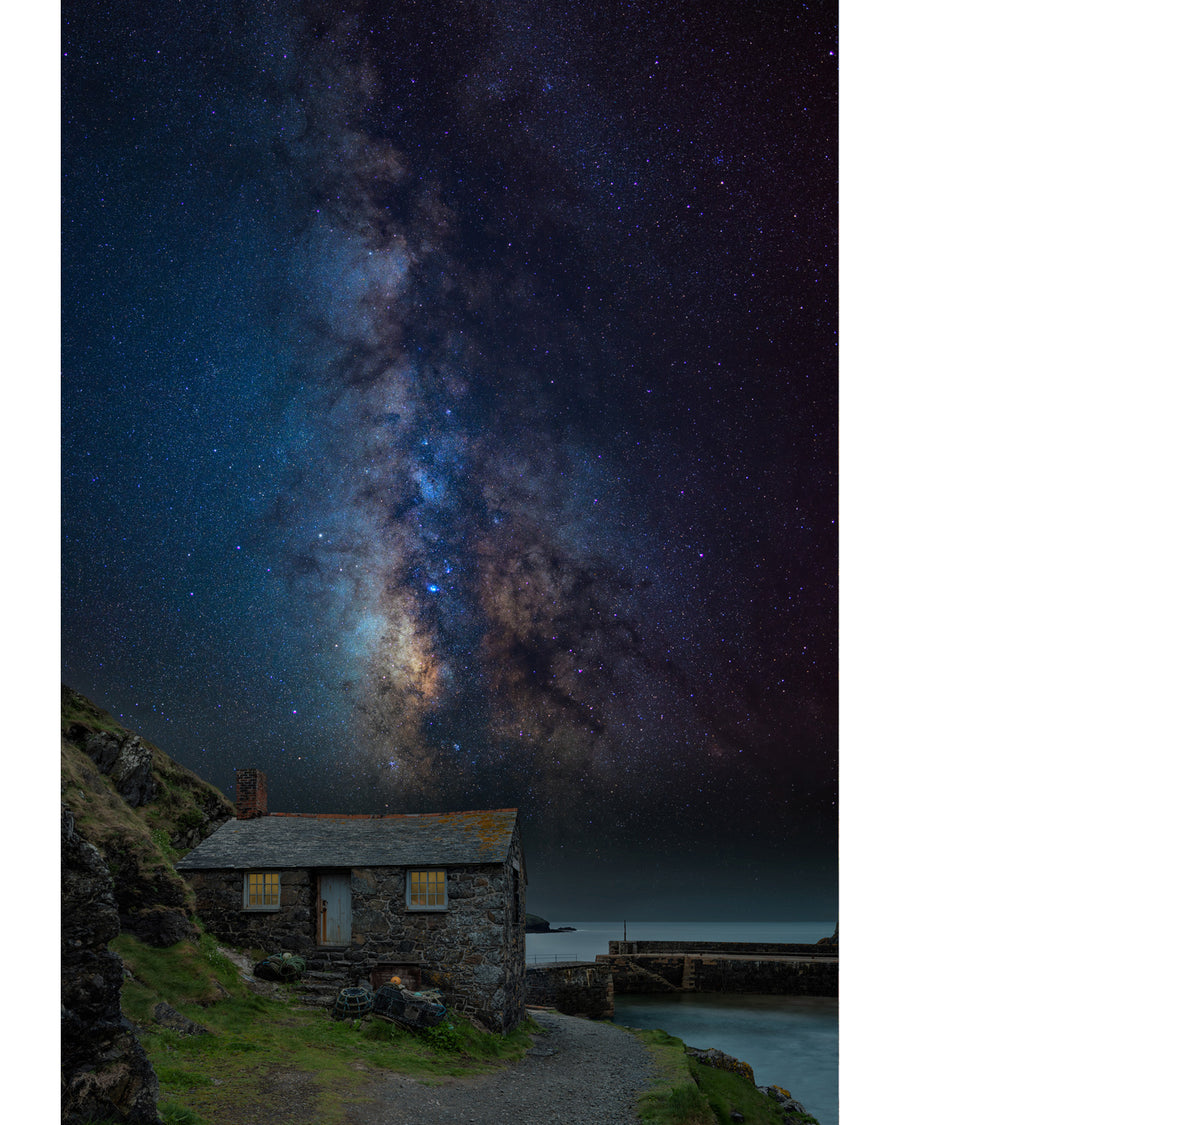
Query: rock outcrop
760 1083 815 1118
61 809 159 1125
686 1045 757 1083
82 730 159 807
60 685 235 946
525 913 576 933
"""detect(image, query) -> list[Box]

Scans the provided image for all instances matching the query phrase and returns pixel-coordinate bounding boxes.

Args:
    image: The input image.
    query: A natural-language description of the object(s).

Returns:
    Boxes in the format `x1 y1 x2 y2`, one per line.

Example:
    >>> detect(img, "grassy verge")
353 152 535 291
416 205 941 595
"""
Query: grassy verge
630 1027 717 1125
628 1027 819 1125
112 932 538 1124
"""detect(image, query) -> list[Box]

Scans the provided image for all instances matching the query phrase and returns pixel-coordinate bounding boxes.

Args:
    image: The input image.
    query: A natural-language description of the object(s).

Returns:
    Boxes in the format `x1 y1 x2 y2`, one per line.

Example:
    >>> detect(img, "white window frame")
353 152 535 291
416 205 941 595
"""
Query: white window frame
406 868 448 911
242 871 281 911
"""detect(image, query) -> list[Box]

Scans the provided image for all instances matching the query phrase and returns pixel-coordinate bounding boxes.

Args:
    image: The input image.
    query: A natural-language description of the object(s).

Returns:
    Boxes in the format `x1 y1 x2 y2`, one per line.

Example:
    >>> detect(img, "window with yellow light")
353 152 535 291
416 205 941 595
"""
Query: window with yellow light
243 871 281 910
407 868 447 910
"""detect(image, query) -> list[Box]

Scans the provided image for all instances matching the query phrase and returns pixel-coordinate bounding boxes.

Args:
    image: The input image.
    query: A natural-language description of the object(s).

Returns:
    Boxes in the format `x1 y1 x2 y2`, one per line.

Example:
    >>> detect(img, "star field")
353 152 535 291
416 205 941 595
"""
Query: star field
62 0 837 917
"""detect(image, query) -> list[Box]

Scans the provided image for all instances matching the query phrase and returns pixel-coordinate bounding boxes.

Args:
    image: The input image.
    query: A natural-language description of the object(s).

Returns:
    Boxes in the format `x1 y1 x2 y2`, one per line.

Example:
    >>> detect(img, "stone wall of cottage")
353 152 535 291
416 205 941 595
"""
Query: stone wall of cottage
184 867 316 950
182 851 526 1032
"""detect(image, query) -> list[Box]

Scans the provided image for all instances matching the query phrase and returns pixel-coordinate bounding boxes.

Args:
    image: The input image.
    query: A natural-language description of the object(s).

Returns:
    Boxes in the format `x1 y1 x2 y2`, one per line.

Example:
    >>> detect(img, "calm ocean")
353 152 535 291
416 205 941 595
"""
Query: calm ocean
526 921 838 1125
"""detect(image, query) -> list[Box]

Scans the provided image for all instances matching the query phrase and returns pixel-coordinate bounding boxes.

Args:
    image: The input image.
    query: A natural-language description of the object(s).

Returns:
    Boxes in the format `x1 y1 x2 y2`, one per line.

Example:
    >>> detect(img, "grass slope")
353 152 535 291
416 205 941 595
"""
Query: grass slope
113 931 538 1125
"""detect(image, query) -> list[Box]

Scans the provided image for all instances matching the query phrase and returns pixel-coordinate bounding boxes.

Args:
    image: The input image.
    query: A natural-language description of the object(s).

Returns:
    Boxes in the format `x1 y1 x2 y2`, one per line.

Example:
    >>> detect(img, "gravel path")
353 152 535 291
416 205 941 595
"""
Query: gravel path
345 1009 656 1125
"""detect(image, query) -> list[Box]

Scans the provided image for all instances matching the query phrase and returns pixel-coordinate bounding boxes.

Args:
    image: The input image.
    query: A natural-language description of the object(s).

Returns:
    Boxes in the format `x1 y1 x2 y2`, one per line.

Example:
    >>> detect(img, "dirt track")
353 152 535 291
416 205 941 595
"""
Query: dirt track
344 1009 655 1125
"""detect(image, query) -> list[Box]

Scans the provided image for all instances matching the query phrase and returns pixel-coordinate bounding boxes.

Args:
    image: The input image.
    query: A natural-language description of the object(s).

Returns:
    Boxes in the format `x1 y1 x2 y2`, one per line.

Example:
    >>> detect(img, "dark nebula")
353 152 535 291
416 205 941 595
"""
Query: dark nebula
62 0 837 918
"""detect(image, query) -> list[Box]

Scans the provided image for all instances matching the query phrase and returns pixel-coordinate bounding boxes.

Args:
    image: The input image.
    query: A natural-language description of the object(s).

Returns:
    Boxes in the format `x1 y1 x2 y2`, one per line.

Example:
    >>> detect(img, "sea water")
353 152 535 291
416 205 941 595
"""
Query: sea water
617 992 838 1125
526 922 838 1125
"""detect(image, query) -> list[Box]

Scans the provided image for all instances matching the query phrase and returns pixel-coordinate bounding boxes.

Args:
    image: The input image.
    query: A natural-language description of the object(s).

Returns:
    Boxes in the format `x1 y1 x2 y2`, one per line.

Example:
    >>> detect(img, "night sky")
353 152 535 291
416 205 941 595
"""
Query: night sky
61 0 837 920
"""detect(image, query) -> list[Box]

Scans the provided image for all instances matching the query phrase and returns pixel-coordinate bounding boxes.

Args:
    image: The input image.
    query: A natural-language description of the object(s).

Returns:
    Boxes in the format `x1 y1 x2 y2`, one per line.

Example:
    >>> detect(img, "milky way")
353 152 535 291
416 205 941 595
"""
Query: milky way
62 0 838 915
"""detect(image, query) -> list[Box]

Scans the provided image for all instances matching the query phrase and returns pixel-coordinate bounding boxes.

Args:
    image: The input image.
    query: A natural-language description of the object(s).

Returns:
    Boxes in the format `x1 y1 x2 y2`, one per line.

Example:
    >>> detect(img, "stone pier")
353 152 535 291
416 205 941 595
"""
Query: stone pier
595 940 838 998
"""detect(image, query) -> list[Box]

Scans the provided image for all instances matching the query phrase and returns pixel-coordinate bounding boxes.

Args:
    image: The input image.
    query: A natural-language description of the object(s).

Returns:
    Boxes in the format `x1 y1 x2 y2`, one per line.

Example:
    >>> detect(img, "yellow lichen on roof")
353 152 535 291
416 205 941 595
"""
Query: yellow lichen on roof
446 809 516 856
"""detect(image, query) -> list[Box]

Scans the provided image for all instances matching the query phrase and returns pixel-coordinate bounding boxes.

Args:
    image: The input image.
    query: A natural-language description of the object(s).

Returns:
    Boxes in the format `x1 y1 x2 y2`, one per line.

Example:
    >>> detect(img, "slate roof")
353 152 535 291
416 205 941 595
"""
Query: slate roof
175 808 519 871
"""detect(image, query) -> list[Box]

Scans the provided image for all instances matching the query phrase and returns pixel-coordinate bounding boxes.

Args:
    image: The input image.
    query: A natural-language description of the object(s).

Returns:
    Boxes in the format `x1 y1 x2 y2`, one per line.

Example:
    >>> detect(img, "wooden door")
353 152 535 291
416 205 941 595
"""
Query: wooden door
317 871 351 945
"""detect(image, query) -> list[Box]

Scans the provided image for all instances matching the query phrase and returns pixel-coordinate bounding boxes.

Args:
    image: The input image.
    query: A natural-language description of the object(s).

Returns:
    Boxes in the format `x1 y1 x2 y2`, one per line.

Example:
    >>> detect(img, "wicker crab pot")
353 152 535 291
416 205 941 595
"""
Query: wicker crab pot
332 986 373 1021
370 983 447 1029
253 952 307 981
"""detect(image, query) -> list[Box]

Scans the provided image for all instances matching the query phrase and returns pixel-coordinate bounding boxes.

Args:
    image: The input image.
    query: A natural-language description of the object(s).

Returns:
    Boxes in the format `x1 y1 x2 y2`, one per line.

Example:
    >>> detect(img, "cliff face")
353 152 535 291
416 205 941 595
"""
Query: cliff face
60 685 235 945
61 808 159 1124
60 686 237 1123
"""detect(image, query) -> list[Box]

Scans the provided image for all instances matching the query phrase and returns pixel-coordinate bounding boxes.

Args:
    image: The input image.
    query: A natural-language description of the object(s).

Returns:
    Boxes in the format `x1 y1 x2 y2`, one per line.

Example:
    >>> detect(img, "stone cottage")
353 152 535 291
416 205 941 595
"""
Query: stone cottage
176 770 526 1031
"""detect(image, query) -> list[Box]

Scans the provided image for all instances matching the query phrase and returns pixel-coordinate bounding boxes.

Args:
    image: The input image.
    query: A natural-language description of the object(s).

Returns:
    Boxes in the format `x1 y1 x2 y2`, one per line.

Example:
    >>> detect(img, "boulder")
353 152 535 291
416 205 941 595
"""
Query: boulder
152 1002 210 1036
61 809 159 1125
759 1083 811 1116
125 904 199 947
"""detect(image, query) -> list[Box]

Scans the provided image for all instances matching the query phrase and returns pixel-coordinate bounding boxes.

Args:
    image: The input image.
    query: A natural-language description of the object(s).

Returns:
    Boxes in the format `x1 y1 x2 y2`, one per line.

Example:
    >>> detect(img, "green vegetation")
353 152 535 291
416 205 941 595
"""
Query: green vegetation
61 685 234 856
63 779 200 929
113 932 240 1023
142 759 231 855
629 1027 815 1125
61 685 128 737
632 1027 717 1125
688 1062 818 1124
112 932 538 1124
159 1102 207 1125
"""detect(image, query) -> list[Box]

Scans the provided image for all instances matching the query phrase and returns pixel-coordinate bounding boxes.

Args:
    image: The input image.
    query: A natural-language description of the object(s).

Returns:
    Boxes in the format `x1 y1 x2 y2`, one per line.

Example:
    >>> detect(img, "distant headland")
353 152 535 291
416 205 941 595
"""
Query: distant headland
525 913 576 933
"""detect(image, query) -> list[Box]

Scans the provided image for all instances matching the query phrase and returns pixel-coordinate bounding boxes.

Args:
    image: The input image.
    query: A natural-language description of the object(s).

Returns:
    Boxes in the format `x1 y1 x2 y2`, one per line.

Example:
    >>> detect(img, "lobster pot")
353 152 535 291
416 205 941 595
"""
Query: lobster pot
277 954 306 980
371 983 447 1029
254 953 307 981
333 987 373 1021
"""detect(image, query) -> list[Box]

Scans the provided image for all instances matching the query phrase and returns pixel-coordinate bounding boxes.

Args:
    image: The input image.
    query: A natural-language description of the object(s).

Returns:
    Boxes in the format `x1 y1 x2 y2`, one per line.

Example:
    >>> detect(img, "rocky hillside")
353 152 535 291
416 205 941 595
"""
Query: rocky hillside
60 685 235 946
62 806 159 1124
61 685 236 1124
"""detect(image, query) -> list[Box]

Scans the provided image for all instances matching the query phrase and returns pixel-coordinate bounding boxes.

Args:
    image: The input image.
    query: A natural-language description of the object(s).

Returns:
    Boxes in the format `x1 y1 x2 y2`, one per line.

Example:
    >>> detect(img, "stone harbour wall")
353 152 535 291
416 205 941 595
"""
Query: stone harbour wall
608 940 833 956
182 861 526 1031
687 955 837 996
598 948 838 998
599 953 688 992
525 962 614 1019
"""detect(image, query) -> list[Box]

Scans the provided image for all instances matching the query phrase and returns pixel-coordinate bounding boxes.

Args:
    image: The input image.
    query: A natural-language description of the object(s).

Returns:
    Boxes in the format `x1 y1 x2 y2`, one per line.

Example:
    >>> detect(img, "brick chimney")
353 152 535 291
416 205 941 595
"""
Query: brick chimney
235 769 268 819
